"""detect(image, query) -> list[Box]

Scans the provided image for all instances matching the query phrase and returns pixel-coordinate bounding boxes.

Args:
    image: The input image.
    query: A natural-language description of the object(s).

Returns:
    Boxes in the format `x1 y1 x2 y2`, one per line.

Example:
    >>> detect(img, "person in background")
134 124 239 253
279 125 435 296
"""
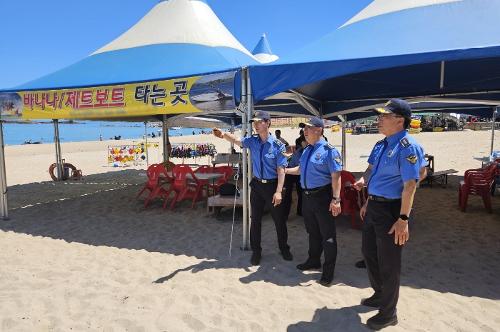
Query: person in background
283 136 307 218
295 129 305 150
275 129 289 147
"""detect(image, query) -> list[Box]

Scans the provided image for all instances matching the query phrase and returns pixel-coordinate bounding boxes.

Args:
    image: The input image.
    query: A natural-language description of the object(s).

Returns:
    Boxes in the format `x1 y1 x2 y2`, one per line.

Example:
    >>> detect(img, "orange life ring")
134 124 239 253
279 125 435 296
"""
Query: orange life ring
49 162 78 181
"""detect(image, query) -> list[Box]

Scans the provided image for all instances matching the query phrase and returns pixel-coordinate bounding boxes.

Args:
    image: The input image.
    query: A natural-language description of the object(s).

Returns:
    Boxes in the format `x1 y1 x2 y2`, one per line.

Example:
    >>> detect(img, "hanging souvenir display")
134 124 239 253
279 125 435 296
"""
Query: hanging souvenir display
107 144 146 167
170 143 217 159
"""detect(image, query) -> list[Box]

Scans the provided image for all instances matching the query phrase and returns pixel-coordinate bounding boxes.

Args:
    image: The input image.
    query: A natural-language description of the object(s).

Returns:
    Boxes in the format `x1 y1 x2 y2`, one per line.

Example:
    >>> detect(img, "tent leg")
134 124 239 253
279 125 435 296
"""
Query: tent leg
53 119 63 181
341 119 347 169
144 121 149 166
246 69 254 249
162 115 170 162
230 118 235 153
241 68 250 250
491 107 498 156
0 121 9 220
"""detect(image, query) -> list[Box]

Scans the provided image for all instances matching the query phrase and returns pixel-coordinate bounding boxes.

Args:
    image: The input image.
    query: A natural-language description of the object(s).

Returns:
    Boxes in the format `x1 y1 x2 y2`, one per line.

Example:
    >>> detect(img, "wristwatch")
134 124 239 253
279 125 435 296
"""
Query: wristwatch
331 197 341 204
399 214 409 221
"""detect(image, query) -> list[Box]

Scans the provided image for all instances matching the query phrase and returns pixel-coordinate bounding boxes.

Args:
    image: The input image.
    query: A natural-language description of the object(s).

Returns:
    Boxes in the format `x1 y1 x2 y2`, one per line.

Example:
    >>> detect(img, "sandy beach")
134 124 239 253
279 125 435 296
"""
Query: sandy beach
0 128 499 331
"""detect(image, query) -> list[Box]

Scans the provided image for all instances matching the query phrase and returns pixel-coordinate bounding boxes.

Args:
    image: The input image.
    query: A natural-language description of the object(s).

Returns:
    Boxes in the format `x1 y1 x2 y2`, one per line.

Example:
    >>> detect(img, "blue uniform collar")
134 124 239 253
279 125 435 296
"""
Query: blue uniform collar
309 138 326 149
385 129 407 146
258 133 274 144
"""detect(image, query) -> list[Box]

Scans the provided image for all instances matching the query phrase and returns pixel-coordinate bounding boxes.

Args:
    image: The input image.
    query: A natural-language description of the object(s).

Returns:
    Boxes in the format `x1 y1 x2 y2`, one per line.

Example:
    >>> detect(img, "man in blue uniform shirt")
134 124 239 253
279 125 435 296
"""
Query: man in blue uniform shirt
353 99 425 330
212 111 292 266
286 117 342 286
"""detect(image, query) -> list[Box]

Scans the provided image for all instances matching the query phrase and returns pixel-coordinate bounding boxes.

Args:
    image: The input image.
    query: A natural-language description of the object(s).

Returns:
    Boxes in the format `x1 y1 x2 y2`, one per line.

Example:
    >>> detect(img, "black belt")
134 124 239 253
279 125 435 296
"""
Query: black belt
303 185 330 195
253 177 277 184
368 195 401 202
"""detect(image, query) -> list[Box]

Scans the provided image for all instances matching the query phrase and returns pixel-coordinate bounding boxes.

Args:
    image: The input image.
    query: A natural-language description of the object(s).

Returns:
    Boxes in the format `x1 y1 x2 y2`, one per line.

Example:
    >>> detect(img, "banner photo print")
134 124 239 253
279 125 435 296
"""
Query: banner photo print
0 71 235 120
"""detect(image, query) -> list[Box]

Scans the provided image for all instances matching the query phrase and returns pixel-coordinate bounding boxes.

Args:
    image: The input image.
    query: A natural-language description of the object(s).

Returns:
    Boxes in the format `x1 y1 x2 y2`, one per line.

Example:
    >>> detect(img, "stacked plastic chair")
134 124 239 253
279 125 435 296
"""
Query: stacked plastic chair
458 162 498 213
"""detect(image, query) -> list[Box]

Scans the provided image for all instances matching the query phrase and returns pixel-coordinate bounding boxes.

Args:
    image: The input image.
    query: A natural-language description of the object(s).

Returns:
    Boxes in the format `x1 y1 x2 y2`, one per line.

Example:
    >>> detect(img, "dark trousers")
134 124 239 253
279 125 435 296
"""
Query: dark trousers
362 200 402 318
283 174 303 218
301 186 337 279
250 179 289 253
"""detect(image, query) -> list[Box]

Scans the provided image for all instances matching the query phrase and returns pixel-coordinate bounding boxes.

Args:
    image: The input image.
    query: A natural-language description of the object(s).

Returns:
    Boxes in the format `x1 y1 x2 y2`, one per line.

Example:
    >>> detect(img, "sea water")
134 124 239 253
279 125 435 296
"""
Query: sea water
3 121 205 145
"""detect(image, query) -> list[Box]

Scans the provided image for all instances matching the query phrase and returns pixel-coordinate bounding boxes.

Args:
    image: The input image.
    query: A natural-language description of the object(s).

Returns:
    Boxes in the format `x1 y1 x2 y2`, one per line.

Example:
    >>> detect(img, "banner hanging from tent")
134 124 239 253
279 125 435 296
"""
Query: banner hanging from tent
0 71 235 120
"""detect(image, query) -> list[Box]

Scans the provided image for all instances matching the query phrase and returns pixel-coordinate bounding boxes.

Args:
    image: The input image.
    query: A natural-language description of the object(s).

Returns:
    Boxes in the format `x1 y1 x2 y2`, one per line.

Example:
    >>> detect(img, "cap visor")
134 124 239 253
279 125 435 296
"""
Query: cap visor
250 117 263 122
374 107 392 114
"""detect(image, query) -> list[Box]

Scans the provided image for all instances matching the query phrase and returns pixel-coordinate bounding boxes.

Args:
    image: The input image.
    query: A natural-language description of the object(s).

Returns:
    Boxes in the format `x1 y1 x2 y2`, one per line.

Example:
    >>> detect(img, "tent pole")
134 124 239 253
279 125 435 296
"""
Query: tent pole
230 118 235 153
440 61 445 89
53 119 63 181
246 68 254 185
341 116 347 169
246 68 254 250
144 121 149 166
0 121 9 220
491 107 498 156
162 115 169 162
241 68 250 250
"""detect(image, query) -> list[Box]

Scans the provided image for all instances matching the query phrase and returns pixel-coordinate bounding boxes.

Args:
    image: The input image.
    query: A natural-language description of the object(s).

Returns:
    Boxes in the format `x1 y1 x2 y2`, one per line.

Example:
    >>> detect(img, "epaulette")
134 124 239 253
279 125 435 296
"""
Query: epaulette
376 139 385 145
399 137 411 148
325 143 335 150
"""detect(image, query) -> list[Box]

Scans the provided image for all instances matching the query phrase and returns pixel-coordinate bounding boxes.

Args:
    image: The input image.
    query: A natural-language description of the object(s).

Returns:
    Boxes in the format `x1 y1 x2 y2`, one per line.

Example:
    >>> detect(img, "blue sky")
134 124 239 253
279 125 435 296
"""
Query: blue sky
0 0 371 89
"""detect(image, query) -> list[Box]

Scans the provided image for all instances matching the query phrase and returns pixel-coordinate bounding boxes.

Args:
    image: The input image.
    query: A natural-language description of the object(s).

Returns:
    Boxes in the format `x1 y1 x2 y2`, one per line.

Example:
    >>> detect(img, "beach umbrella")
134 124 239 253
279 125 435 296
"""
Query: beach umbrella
252 34 279 64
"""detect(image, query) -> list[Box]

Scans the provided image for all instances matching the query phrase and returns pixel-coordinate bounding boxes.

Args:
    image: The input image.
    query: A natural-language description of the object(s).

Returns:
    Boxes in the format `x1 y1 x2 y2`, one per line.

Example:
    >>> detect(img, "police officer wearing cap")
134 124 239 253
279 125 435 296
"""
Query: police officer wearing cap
352 99 425 330
212 111 292 266
285 117 342 287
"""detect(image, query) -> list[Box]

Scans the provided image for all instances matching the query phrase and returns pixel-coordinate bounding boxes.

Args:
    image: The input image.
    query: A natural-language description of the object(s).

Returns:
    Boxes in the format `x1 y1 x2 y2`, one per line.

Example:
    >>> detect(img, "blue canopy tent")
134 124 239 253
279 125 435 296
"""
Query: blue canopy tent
0 0 259 244
241 0 500 165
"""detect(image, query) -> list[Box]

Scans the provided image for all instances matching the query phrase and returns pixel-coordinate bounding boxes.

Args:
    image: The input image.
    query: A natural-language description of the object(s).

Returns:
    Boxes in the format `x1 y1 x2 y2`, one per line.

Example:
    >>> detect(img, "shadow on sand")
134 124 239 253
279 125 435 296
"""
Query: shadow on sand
1 170 499 301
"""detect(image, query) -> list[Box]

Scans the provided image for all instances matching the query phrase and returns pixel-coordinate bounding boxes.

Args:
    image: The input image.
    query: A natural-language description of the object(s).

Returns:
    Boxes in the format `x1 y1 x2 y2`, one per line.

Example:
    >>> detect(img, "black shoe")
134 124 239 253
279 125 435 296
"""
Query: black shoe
250 252 261 266
366 313 398 330
296 260 321 271
361 294 381 308
355 260 367 269
281 250 293 261
318 275 333 287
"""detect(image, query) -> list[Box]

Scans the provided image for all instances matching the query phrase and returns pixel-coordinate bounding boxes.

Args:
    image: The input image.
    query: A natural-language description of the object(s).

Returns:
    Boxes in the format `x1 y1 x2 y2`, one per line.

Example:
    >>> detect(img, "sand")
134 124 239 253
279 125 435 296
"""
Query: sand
0 128 499 331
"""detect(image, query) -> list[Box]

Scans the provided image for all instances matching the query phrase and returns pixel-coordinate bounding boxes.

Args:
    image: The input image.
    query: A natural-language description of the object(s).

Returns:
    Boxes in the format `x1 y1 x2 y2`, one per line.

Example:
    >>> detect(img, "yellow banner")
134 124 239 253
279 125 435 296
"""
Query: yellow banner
0 71 236 120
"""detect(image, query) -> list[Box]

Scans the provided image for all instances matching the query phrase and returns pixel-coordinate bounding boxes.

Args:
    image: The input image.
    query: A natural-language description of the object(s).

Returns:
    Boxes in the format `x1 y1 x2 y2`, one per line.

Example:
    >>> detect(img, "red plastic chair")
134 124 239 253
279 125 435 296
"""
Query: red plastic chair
458 162 497 213
211 166 234 194
340 170 366 229
164 165 205 210
136 164 173 208
195 165 213 174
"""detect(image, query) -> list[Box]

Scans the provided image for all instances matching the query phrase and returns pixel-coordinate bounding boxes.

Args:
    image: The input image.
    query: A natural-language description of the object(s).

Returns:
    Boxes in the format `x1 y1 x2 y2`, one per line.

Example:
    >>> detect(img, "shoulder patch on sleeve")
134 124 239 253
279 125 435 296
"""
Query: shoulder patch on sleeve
406 154 418 164
273 139 284 148
400 137 410 148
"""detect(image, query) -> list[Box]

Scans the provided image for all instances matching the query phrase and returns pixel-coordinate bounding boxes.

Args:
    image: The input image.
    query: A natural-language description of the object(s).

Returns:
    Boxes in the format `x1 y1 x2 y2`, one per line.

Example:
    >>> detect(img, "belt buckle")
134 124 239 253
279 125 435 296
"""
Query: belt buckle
261 179 268 184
